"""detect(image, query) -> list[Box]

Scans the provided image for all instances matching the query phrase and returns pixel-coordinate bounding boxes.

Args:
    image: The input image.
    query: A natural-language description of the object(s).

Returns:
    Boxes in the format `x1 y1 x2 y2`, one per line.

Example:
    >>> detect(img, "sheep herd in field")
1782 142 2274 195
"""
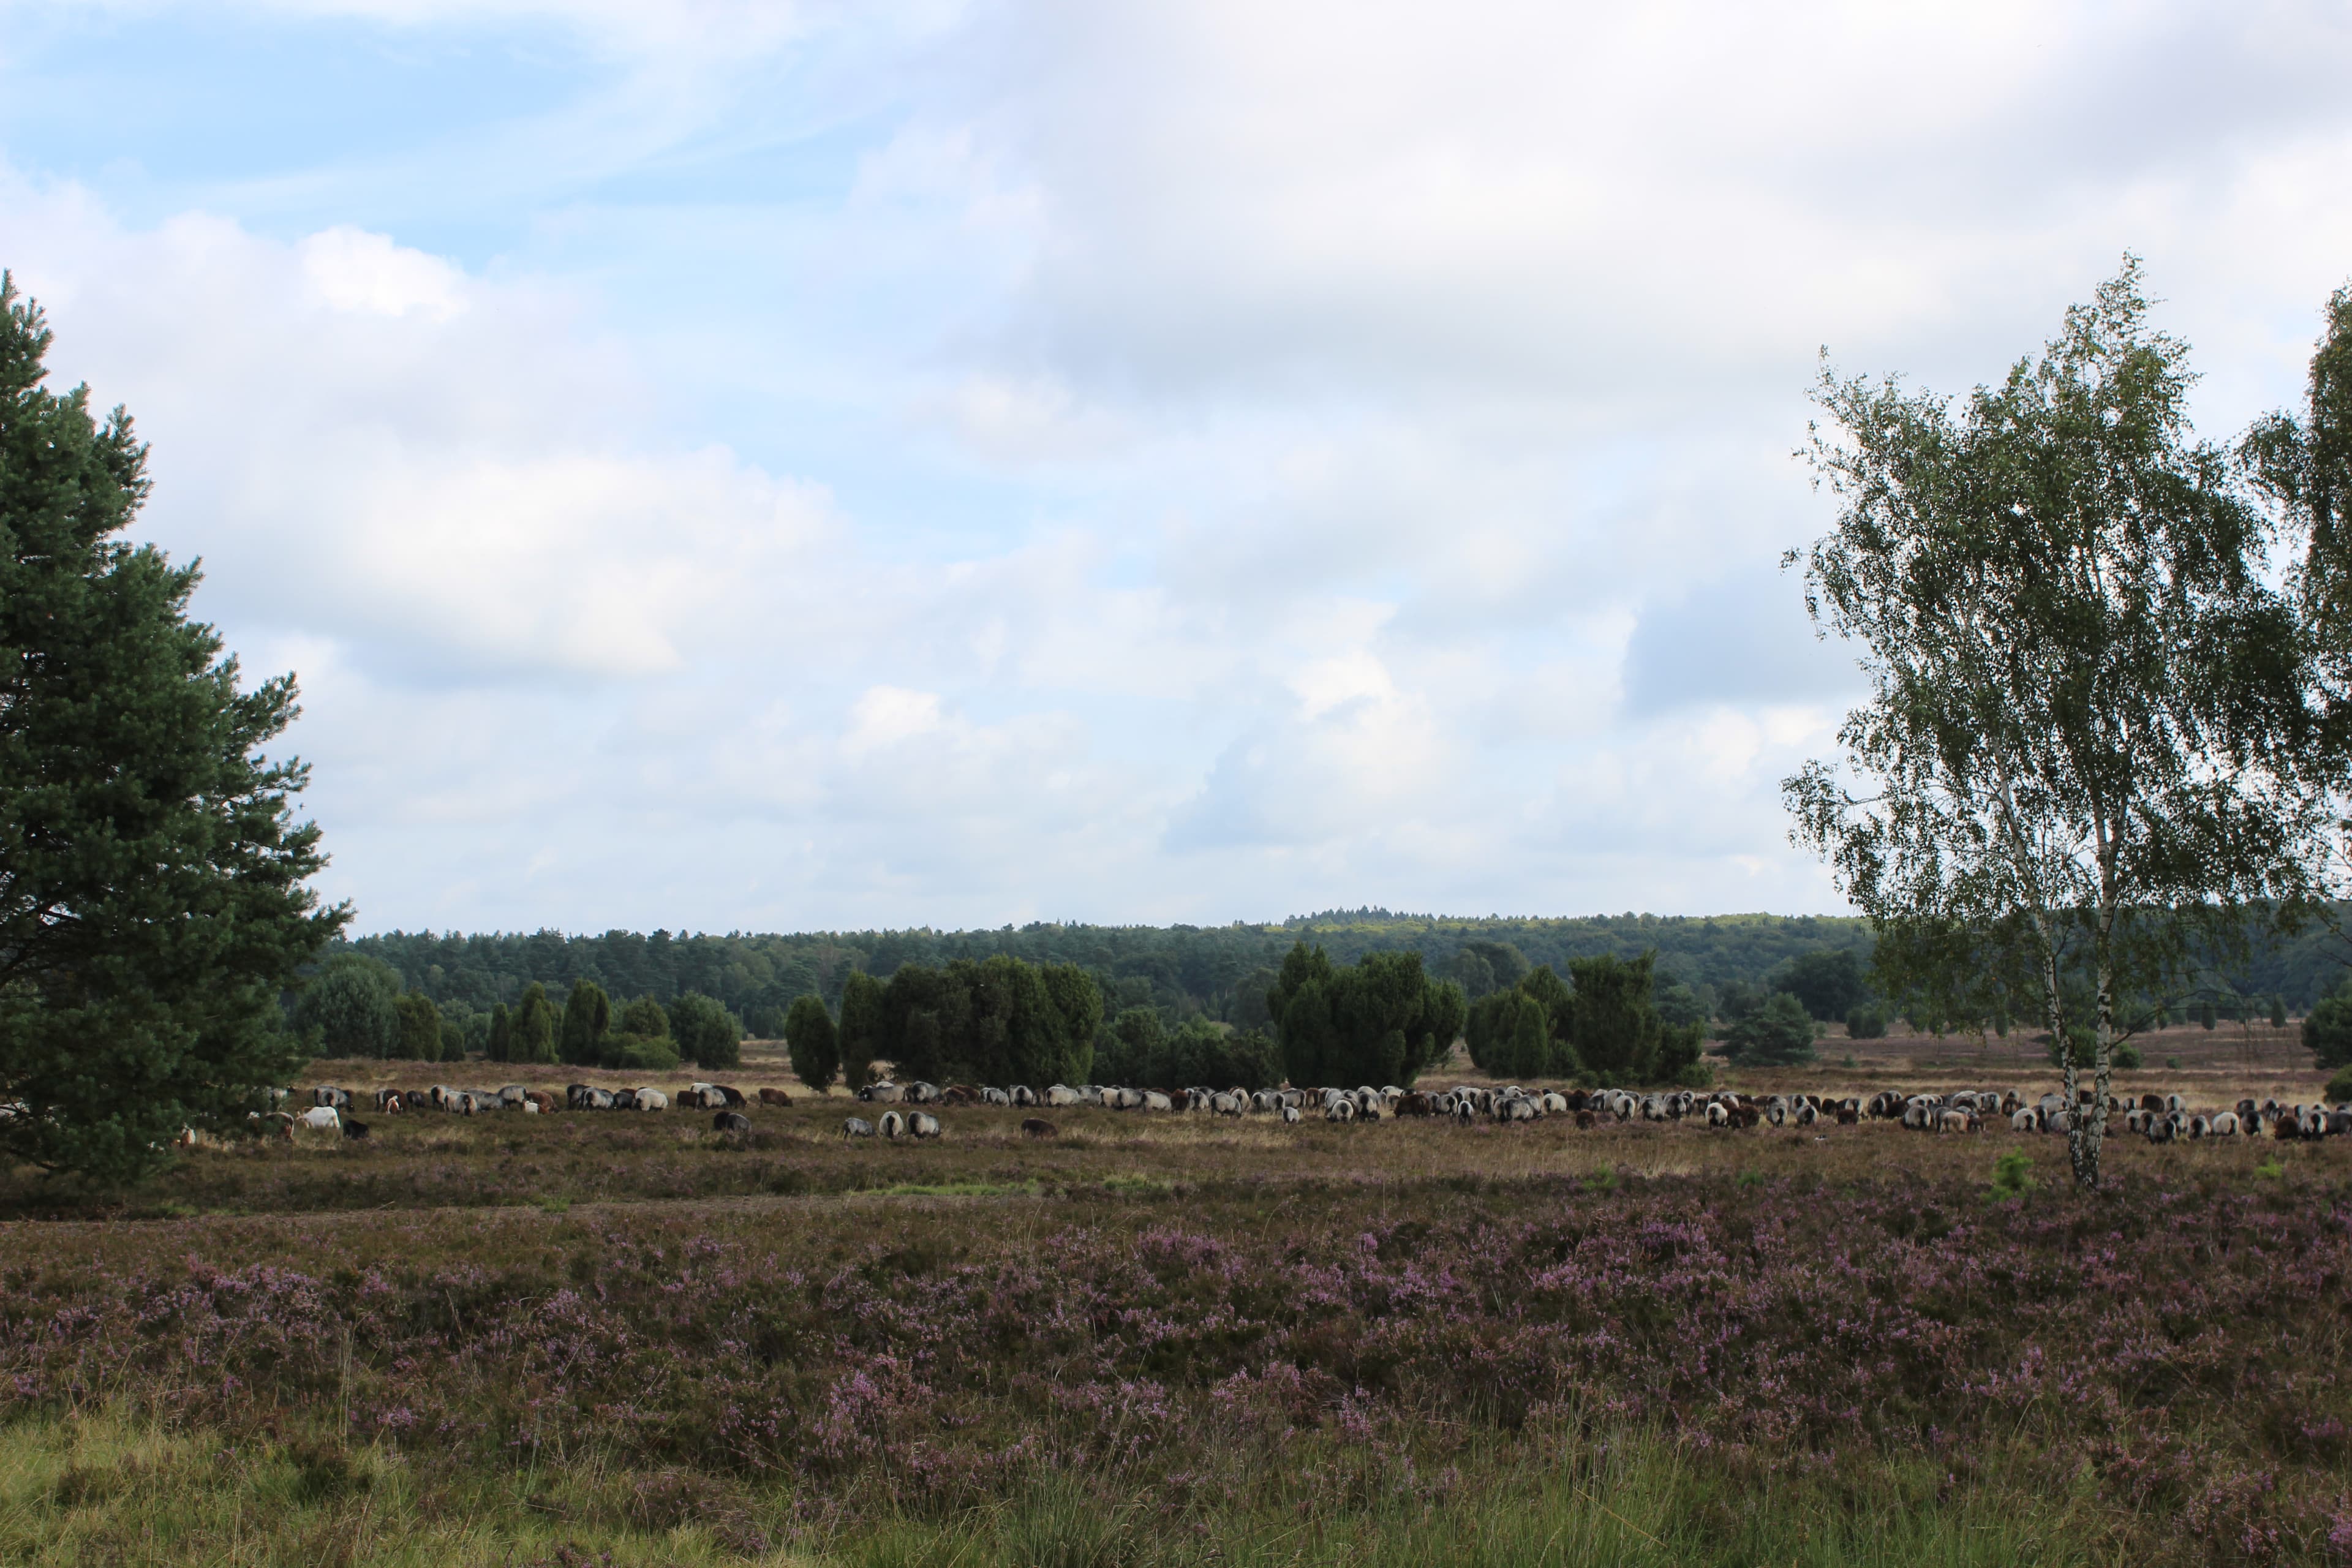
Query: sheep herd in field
252 1074 2352 1150
839 1079 2351 1144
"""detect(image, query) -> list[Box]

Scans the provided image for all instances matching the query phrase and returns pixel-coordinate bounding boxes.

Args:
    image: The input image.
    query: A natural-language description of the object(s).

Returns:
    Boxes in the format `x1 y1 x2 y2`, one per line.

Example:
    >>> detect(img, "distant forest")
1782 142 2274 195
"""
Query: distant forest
341 908 2352 1040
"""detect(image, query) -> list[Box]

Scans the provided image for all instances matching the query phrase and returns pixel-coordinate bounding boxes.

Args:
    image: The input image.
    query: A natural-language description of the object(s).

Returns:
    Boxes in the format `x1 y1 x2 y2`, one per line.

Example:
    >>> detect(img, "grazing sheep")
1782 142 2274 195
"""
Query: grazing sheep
982 1087 1012 1106
2210 1112 2241 1137
523 1090 559 1114
298 1106 341 1131
1020 1117 1058 1138
860 1082 903 1104
1143 1091 1174 1112
713 1110 751 1133
1046 1084 1082 1107
1009 1085 1036 1107
2010 1107 2038 1133
1325 1099 1355 1123
879 1110 906 1139
634 1090 668 1112
1283 1106 1305 1125
842 1117 876 1138
910 1112 941 1139
1450 1102 1473 1126
341 1118 370 1140
758 1087 794 1106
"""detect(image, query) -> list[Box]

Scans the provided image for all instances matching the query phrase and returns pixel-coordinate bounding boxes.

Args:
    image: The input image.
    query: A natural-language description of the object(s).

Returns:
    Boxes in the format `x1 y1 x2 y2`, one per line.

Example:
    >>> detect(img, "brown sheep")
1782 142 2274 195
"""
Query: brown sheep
1020 1117 1058 1139
758 1087 795 1107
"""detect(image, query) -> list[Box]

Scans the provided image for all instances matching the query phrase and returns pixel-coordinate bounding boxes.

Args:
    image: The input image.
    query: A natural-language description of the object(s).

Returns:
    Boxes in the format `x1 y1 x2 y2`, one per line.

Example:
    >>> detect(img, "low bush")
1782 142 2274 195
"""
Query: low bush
607 1033 680 1071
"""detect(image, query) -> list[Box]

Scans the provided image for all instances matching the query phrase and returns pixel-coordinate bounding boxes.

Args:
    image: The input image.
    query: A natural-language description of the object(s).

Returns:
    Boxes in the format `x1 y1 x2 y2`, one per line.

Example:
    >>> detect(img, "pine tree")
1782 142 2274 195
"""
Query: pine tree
0 276 345 1179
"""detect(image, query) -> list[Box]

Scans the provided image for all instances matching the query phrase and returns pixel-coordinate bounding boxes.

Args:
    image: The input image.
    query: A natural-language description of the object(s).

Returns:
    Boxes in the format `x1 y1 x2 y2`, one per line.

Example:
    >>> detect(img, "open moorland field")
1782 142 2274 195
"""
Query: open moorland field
2 1035 2348 1566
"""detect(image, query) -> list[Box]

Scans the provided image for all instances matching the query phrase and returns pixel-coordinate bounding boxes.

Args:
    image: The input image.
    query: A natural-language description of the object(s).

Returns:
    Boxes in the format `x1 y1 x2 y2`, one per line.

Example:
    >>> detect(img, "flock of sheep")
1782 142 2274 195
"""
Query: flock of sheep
820 1078 2352 1143
261 1076 2352 1148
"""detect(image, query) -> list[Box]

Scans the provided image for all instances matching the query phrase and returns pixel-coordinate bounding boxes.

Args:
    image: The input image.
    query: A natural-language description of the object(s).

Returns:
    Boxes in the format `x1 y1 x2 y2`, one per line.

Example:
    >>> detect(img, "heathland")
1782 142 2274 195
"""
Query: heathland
2 1023 2346 1566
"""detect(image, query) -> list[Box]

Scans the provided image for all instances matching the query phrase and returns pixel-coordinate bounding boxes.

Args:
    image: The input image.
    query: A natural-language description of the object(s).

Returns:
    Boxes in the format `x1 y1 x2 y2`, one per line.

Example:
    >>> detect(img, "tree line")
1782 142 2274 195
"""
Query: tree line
769 940 1703 1096
338 905 2352 1052
333 912 1888 1036
301 917 2340 1087
285 951 745 1070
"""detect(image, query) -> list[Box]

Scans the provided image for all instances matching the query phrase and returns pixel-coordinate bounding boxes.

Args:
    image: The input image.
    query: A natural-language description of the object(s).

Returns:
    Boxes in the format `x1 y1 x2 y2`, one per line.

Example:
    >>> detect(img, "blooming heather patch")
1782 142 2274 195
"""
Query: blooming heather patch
2 1166 2350 1559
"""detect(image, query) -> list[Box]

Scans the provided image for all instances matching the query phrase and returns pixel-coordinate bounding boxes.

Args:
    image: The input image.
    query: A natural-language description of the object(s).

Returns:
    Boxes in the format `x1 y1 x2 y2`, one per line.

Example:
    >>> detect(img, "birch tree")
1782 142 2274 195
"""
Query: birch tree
1784 261 2339 1188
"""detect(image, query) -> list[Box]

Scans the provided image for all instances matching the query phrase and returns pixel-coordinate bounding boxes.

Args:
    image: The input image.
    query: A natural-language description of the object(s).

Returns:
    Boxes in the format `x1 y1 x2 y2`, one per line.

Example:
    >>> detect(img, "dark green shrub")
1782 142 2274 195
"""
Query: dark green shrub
1721 993 1817 1066
2302 980 2352 1069
670 992 742 1070
609 1035 680 1072
393 992 442 1061
785 995 839 1093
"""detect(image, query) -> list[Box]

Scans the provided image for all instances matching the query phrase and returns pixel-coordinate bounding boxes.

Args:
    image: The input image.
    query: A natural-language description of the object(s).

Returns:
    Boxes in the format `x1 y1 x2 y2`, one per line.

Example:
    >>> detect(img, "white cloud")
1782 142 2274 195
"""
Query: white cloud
298 227 466 322
7 0 2351 930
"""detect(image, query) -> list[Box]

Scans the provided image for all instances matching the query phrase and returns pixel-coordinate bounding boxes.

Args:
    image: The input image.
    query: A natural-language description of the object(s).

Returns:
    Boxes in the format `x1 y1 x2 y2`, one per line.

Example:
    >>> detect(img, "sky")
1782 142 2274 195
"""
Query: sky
3 0 2351 935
